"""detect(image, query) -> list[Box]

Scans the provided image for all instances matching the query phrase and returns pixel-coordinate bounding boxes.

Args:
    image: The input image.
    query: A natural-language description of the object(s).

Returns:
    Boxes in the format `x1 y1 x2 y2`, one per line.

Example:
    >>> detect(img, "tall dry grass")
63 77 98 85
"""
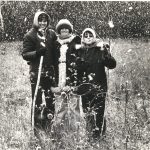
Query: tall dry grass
0 39 150 150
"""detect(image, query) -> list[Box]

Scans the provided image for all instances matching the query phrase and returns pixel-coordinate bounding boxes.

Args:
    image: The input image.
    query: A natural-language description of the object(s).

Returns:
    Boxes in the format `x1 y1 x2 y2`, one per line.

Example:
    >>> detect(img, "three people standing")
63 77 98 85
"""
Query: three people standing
22 10 116 143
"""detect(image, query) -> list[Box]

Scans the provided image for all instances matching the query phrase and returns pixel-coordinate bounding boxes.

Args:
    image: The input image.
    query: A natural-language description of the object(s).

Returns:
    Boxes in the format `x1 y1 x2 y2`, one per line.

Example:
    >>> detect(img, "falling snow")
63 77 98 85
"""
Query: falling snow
0 1 150 150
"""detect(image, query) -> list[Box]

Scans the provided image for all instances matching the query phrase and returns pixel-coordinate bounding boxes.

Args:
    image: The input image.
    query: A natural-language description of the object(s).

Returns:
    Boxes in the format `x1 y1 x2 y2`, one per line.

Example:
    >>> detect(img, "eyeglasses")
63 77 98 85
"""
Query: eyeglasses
84 32 93 38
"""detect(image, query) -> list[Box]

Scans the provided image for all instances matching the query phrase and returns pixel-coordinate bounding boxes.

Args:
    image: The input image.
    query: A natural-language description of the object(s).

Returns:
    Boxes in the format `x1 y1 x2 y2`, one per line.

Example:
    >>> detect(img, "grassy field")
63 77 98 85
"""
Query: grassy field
0 39 150 150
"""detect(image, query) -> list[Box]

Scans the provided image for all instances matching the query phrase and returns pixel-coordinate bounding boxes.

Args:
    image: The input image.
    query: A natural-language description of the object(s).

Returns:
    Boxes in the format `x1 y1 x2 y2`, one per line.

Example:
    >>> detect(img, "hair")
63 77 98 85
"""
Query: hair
38 14 49 22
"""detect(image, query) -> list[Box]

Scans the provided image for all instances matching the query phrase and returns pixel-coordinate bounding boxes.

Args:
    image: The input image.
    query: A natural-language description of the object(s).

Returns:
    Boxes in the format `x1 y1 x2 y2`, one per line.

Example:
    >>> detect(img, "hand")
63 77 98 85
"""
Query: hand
103 43 110 50
97 42 104 49
51 87 61 93
36 47 47 56
62 86 71 92
103 44 111 59
97 42 110 51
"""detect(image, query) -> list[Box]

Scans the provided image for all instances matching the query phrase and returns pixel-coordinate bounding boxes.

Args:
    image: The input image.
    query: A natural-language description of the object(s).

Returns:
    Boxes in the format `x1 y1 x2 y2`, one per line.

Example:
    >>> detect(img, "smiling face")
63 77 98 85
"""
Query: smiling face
83 31 94 45
38 14 48 30
60 28 70 38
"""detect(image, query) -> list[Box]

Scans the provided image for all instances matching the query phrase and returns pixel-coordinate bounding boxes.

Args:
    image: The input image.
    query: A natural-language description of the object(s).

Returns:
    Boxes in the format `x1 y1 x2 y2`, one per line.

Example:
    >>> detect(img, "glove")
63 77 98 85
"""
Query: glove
97 42 110 52
36 47 47 56
103 44 111 58
103 43 110 50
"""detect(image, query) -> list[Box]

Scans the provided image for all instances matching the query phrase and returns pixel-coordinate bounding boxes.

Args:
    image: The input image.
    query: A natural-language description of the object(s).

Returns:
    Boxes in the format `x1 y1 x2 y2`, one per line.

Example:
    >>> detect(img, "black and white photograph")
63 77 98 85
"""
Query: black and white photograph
0 1 150 150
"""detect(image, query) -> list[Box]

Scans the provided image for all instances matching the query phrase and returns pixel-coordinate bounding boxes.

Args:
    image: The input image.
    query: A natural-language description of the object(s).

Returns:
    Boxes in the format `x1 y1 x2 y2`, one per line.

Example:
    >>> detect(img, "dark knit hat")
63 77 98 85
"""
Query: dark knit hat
56 19 73 34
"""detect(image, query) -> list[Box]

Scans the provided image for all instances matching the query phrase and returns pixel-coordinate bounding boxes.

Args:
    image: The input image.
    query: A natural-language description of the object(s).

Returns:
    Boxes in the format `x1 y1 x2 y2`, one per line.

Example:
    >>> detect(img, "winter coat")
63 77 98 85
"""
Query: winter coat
22 11 57 79
77 44 116 92
54 35 81 86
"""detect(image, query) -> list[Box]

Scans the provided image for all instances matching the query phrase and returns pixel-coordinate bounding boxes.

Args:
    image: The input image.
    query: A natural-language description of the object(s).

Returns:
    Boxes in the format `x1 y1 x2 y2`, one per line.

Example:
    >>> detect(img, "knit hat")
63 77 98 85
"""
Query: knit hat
56 19 73 34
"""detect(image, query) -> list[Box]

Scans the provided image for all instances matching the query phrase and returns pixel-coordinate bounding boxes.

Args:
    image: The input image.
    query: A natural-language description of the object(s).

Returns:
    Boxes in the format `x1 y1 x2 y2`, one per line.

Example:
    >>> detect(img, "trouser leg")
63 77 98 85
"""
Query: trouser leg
30 77 55 133
82 91 106 140
40 77 55 116
92 94 106 139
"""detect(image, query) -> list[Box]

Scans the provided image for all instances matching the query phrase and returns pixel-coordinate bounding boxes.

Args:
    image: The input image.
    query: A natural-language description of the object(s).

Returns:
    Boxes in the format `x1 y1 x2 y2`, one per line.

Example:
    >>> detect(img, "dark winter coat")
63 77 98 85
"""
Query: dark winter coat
77 44 116 92
22 11 57 79
54 35 81 86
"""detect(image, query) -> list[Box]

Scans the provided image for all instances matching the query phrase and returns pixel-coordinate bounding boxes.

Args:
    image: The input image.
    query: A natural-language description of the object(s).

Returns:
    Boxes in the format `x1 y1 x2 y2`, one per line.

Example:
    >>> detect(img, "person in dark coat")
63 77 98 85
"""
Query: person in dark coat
54 19 81 89
22 10 57 133
77 28 116 141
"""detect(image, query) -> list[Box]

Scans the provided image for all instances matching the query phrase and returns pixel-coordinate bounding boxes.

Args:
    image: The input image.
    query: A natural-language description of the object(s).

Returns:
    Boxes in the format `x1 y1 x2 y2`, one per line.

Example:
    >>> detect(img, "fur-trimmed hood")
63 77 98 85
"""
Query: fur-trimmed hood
56 19 73 34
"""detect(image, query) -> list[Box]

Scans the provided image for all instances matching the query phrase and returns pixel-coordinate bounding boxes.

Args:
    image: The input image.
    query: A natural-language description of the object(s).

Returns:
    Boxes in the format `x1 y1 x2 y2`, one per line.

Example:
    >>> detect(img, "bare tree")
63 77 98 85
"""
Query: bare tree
0 1 4 31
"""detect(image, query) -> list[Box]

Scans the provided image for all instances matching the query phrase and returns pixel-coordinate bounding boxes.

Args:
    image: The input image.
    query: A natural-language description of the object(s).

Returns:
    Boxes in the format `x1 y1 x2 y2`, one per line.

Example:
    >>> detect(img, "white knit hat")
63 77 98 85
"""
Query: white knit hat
56 19 73 34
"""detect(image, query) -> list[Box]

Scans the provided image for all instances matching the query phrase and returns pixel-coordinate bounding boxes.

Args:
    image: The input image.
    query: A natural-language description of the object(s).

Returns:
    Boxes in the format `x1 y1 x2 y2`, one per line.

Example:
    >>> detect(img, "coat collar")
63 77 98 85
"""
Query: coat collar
57 34 76 45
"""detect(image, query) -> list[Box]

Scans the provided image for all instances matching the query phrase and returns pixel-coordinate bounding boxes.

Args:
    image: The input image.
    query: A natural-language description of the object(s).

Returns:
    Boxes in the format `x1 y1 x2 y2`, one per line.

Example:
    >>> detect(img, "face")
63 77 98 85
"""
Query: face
38 17 48 30
60 28 70 37
83 31 94 44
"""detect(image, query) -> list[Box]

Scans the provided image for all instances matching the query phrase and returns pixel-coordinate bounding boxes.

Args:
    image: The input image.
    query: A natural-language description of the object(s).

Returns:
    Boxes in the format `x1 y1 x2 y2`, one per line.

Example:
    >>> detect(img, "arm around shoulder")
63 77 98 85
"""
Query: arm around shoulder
48 28 57 41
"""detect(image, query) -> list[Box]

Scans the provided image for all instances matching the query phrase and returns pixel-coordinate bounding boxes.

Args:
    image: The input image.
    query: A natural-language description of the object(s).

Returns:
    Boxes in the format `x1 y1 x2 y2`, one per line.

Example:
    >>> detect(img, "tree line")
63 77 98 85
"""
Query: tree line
0 1 150 41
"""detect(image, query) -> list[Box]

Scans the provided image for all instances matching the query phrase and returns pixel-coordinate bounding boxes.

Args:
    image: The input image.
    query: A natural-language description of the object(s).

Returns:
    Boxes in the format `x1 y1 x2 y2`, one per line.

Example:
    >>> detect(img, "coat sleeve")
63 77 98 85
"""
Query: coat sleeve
22 34 37 61
48 28 57 41
102 45 116 69
103 54 116 69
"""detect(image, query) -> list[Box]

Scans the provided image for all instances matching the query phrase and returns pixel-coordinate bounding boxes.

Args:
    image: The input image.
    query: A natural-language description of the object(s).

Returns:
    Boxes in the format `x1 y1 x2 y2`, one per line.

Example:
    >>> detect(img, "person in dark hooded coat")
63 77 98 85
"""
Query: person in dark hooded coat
77 28 116 141
22 10 57 133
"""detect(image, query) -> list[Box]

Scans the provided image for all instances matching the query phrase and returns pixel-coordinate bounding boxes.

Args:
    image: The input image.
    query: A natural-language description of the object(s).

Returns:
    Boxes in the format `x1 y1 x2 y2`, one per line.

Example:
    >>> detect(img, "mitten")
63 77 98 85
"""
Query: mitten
36 47 47 56
103 43 111 59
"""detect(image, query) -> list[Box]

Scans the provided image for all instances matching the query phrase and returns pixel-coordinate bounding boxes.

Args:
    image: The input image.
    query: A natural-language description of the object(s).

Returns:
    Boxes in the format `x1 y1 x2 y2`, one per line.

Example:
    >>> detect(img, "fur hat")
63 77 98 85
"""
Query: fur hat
56 19 73 34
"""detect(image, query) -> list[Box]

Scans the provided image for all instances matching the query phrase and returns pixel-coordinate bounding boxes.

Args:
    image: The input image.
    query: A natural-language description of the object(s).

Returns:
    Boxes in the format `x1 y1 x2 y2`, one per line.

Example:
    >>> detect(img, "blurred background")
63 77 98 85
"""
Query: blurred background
0 1 150 41
1 1 150 150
